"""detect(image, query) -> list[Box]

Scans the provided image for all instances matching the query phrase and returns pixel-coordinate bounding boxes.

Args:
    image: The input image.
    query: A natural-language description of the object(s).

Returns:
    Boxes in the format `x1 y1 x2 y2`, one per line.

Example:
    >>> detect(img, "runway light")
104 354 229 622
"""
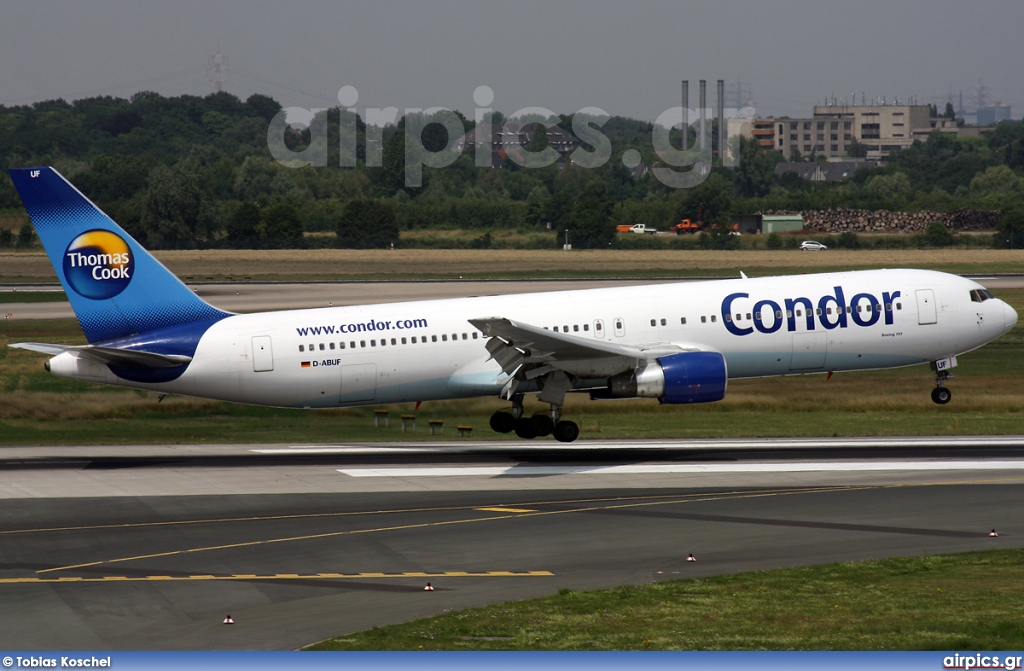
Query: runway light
989 529 999 537
686 554 696 562
223 615 234 624
424 582 435 591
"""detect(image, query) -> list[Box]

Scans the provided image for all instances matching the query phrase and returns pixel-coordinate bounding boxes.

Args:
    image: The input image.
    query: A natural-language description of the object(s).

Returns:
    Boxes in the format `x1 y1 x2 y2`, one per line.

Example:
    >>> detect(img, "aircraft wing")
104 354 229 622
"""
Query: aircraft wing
10 342 192 368
469 316 701 379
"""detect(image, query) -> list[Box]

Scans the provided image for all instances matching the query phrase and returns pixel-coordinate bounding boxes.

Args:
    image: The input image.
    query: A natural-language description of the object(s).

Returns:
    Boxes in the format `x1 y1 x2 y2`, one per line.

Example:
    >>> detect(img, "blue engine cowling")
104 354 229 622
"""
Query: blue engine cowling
603 351 727 404
656 351 727 404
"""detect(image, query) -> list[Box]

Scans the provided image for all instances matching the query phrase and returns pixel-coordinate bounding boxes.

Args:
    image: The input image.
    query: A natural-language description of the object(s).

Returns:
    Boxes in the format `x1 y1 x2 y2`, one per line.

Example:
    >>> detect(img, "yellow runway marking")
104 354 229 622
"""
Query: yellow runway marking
0 571 553 585
22 480 1010 578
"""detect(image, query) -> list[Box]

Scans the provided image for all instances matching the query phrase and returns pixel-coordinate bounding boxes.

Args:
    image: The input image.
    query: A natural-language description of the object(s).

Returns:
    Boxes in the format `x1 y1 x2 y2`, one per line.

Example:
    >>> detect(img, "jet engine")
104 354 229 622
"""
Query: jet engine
600 351 727 404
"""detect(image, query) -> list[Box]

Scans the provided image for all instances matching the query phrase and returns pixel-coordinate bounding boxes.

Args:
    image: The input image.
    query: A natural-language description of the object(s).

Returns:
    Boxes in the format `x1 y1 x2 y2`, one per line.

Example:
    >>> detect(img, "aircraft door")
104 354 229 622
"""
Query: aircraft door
341 363 377 402
252 336 274 372
916 289 937 325
613 318 625 338
593 319 605 339
790 332 827 370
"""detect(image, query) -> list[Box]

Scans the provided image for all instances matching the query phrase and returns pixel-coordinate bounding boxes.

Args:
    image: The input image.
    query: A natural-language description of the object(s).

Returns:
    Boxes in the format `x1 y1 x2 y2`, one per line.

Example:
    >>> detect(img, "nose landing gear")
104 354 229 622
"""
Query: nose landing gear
931 370 953 405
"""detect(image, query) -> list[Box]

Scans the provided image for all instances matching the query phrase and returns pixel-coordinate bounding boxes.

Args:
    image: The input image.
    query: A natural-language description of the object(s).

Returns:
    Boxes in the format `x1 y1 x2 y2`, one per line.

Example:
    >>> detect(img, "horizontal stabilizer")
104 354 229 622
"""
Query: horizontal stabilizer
10 342 192 368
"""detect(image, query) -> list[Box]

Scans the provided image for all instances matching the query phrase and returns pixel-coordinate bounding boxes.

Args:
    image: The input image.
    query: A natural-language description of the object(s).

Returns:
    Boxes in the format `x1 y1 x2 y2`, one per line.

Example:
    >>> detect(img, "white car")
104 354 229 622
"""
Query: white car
800 240 828 251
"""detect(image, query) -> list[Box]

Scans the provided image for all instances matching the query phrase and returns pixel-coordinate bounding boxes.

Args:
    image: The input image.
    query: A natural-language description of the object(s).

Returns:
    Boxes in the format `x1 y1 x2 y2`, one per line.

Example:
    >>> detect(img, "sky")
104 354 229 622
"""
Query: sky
1 0 1022 123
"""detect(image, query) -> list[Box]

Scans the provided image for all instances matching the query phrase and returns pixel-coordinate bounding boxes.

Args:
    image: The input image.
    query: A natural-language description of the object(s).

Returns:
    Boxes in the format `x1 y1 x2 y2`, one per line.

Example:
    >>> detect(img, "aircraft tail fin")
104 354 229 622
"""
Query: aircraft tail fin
8 167 230 342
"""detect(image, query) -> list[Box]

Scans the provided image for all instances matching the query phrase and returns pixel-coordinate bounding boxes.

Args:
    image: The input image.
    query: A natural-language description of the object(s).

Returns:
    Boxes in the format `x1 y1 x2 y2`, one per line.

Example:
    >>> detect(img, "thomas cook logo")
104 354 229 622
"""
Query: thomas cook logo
62 230 134 300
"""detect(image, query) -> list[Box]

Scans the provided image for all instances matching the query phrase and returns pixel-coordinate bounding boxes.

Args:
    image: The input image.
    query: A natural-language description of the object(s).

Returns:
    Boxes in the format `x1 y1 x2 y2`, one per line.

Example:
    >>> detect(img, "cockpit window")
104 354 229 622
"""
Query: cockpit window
970 289 996 303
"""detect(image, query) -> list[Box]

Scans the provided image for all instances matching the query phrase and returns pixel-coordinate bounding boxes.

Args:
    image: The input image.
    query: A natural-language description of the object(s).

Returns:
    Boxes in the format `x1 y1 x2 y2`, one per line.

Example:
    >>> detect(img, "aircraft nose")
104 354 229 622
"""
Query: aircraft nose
1005 300 1019 332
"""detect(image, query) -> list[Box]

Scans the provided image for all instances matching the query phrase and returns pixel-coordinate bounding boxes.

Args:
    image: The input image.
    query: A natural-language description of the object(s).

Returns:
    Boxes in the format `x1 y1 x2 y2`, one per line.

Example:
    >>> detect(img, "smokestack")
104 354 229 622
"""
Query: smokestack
717 79 725 163
681 80 689 151
699 80 707 151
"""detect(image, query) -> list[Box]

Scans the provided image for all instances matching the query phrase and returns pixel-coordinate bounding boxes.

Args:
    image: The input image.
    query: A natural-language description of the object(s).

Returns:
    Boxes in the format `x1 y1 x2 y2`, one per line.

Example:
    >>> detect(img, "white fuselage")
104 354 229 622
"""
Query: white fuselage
48 269 1017 408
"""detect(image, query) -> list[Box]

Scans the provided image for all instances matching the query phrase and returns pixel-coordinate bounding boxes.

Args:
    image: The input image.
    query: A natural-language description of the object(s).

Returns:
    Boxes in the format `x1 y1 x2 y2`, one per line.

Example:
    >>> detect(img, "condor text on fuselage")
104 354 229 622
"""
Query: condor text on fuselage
721 285 901 336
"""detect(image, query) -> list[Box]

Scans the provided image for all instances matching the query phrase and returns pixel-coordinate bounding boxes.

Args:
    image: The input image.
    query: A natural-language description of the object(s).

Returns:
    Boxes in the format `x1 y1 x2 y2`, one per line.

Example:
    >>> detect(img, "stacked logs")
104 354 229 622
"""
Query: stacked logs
761 209 1001 233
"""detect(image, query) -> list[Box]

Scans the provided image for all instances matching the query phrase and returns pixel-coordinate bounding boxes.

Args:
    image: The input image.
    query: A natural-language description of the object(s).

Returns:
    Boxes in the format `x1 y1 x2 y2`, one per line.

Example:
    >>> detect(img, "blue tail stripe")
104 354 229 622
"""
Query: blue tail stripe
8 167 230 342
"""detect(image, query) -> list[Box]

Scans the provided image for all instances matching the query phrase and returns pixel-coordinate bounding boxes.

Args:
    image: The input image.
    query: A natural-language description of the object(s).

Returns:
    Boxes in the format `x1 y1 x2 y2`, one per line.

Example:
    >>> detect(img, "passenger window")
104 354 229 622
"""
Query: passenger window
660 318 666 326
462 333 467 340
583 324 589 331
701 316 707 323
350 341 356 348
680 317 686 325
473 332 479 339
432 335 437 342
371 340 376 346
411 337 417 344
441 334 447 342
725 314 732 322
401 337 407 344
573 325 579 332
360 340 366 347
650 319 656 327
319 343 325 351
298 345 304 352
711 315 717 323
340 342 346 349
329 342 335 350
896 303 902 310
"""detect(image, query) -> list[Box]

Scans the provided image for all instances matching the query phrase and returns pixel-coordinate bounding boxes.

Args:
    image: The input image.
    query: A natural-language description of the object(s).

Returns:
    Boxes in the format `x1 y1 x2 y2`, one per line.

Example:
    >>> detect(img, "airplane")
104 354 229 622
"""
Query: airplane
6 166 1019 443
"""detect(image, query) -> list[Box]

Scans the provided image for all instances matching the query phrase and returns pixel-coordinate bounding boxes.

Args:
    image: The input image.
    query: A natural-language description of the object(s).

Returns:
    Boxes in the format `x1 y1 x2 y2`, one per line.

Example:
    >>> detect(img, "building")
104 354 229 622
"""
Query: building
977 103 1012 126
741 104 946 161
454 121 580 168
774 160 880 182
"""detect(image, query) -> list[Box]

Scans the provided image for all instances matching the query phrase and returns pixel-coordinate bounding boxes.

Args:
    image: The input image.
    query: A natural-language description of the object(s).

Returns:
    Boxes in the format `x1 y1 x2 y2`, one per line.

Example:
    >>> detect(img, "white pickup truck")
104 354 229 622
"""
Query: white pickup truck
617 223 658 235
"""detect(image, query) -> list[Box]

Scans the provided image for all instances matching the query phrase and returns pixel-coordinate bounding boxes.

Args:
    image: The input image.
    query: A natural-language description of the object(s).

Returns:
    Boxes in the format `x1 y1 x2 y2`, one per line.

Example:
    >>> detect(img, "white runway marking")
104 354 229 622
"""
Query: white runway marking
252 436 1024 455
337 460 1024 478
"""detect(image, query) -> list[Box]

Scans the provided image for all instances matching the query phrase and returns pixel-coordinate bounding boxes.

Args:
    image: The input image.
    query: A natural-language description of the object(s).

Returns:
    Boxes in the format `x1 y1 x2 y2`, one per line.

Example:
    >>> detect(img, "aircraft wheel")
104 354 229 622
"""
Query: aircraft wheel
514 417 538 439
931 387 952 405
490 410 516 433
531 413 554 437
553 420 580 443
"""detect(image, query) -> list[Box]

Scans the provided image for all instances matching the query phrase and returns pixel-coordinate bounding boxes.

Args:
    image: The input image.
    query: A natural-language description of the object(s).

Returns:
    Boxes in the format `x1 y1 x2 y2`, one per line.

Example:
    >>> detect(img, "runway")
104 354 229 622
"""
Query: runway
2 437 1024 650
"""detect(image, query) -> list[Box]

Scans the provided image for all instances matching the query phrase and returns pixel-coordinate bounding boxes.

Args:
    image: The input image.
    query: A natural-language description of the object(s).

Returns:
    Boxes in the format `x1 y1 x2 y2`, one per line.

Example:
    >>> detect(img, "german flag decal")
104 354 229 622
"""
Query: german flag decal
300 361 311 368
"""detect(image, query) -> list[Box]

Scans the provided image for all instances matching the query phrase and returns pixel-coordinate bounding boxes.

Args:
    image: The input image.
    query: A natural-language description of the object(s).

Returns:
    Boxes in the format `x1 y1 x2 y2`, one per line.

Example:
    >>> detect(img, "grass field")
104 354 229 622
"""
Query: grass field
1 288 1022 446
307 549 1024 650
3 247 1024 282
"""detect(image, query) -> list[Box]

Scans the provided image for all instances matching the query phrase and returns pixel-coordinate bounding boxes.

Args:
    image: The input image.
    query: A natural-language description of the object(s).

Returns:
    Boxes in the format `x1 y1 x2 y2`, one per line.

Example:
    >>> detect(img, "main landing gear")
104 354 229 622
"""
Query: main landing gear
489 394 580 443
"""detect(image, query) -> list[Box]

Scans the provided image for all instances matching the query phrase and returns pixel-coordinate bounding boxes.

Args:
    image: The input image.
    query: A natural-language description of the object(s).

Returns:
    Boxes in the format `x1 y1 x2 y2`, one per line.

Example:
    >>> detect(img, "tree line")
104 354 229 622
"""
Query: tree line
2 91 1024 250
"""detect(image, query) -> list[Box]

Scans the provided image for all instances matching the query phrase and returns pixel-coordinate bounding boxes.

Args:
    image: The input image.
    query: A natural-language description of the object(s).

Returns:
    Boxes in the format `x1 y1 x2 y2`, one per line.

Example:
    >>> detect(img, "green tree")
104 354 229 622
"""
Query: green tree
922 221 956 247
336 199 399 249
528 123 550 152
261 202 303 248
733 136 780 198
227 202 261 248
995 204 1024 249
847 139 868 159
16 223 35 248
765 232 783 249
139 164 210 249
568 182 615 249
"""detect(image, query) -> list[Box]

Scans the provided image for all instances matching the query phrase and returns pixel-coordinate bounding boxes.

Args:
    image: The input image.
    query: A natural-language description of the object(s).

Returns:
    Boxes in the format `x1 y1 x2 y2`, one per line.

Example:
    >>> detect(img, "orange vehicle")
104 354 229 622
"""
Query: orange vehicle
671 218 705 234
